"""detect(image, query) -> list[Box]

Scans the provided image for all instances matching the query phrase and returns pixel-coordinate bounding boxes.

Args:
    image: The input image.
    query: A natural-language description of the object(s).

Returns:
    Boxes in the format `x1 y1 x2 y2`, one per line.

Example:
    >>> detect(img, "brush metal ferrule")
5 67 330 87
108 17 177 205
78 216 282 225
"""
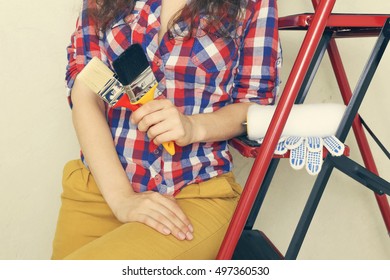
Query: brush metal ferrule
124 67 157 103
97 76 125 106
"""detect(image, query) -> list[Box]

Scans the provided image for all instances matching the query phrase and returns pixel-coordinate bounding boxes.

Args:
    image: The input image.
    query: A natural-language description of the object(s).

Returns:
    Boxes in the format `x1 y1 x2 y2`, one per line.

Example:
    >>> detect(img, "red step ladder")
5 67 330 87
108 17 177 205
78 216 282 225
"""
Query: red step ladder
217 0 390 260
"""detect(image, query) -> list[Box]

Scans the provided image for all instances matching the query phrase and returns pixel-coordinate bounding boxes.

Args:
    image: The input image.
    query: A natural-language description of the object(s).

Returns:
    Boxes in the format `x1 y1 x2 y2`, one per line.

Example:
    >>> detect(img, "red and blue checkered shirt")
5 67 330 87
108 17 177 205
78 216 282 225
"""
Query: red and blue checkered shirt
66 0 281 195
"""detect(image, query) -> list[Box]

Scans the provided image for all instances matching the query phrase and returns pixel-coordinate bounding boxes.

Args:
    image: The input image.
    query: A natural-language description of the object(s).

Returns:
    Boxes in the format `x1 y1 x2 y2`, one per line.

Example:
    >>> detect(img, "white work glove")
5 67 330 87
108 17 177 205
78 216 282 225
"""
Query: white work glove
248 103 347 175
255 135 345 175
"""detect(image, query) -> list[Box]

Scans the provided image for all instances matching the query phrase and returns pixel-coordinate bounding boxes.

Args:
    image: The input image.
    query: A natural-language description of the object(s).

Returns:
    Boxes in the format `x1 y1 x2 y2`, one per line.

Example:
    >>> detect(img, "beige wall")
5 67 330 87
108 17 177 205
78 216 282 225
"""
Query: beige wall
0 0 389 259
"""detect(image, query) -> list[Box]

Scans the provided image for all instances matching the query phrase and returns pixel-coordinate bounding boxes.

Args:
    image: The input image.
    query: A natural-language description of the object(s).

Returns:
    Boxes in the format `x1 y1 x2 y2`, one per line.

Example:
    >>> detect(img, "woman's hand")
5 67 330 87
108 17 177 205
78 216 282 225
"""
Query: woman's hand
111 191 194 241
131 99 252 146
130 99 197 147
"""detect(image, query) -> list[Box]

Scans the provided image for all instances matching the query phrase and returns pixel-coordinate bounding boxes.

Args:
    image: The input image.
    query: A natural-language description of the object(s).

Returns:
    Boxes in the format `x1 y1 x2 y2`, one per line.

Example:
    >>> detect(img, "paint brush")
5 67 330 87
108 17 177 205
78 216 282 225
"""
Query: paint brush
76 56 125 107
77 48 176 155
76 58 158 152
112 43 176 155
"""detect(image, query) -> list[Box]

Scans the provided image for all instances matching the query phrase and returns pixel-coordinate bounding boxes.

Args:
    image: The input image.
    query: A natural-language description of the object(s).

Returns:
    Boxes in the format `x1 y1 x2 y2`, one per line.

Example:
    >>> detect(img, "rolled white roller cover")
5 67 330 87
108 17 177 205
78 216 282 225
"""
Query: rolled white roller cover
247 103 347 139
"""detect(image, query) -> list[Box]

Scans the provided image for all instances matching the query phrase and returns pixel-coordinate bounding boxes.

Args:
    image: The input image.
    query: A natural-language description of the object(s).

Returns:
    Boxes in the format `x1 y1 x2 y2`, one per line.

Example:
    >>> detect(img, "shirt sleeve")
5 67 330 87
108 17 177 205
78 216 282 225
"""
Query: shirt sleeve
65 0 107 107
232 0 281 105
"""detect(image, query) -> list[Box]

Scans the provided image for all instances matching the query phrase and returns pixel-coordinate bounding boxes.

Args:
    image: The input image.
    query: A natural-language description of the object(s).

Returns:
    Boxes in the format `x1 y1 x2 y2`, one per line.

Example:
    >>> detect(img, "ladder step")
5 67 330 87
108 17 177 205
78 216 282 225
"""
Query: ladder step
232 230 284 260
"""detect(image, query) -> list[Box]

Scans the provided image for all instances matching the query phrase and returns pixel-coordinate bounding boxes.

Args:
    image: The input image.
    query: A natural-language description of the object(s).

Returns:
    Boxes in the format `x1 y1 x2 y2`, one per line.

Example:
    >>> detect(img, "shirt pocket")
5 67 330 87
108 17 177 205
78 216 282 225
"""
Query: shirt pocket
190 33 238 72
104 13 140 57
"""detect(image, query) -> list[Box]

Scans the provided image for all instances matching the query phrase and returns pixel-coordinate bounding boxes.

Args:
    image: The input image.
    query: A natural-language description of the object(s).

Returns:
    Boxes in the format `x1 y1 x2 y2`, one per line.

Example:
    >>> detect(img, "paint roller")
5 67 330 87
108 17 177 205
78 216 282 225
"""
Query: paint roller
246 103 347 140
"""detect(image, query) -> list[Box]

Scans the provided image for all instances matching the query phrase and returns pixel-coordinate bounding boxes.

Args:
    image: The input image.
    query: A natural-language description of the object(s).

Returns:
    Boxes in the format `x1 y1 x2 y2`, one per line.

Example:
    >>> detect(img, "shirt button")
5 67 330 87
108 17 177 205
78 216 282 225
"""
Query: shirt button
153 148 161 155
154 174 162 184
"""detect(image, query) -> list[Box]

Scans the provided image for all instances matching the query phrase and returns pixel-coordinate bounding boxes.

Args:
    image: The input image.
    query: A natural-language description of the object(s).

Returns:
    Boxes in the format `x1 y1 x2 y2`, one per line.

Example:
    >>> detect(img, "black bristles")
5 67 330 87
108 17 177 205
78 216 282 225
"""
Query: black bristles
113 43 150 85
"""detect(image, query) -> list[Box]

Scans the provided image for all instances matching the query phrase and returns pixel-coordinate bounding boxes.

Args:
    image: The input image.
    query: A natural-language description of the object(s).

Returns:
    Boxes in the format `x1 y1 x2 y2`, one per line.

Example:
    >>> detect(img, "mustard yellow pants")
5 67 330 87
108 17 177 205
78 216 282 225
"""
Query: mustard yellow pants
52 160 242 260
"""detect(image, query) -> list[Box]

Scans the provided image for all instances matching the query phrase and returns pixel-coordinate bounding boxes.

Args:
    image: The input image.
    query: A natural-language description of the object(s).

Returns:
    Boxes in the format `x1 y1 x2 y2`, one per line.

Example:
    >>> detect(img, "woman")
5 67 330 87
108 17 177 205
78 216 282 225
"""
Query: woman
52 0 280 259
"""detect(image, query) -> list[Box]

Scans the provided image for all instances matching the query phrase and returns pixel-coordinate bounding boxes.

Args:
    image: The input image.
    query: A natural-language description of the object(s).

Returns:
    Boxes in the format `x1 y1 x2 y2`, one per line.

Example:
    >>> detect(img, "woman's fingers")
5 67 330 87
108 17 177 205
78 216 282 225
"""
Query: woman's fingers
130 100 194 146
125 192 194 241
136 108 167 133
141 210 193 241
147 119 185 145
149 194 193 240
130 99 173 126
130 100 190 144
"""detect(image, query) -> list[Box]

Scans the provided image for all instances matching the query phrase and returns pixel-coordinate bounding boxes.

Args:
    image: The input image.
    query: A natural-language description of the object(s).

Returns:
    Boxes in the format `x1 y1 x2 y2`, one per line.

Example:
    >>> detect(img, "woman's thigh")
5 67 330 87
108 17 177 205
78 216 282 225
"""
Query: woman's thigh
53 160 242 260
51 160 122 260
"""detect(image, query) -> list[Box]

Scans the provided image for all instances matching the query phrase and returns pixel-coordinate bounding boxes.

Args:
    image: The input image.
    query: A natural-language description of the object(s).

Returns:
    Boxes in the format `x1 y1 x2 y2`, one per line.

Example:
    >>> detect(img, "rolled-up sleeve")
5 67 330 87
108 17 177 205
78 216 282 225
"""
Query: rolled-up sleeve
65 0 107 107
232 0 281 105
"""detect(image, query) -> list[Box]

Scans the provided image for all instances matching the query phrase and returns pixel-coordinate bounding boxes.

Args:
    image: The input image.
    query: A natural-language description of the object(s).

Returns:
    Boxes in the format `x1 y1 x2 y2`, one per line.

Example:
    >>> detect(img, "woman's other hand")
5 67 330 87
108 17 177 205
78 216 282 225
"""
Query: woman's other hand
111 191 194 241
130 99 197 147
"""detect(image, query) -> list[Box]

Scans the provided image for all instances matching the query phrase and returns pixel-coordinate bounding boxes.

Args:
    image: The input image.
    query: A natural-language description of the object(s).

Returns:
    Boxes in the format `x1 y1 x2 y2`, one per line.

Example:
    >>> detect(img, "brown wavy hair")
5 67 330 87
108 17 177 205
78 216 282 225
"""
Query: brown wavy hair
93 0 245 38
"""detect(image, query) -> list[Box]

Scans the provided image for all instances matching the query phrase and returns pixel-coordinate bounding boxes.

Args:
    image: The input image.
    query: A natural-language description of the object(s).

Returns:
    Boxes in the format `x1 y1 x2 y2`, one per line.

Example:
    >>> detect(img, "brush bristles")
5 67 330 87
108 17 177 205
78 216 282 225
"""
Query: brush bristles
113 43 150 85
77 57 115 94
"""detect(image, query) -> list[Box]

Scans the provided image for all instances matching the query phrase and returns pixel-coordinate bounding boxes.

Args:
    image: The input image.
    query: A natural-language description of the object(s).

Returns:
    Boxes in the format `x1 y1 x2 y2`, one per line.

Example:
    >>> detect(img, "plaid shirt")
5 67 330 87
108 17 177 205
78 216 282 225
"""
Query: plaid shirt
66 0 281 195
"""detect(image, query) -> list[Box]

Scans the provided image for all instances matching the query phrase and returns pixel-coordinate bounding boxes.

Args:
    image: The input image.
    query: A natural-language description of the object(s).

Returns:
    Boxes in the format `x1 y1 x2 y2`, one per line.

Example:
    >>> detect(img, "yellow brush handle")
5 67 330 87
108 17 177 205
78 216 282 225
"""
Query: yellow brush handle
133 84 176 156
162 142 176 156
